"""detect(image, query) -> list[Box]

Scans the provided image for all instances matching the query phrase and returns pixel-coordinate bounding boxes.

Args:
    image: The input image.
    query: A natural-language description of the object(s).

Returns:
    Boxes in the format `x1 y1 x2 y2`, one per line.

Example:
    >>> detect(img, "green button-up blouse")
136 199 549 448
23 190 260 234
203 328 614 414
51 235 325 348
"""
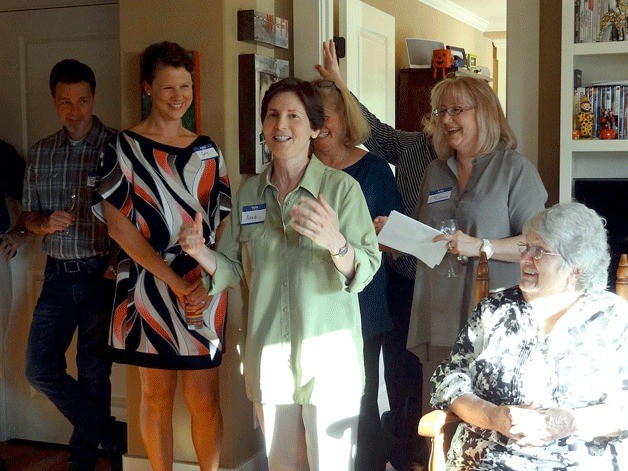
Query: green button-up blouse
209 156 380 406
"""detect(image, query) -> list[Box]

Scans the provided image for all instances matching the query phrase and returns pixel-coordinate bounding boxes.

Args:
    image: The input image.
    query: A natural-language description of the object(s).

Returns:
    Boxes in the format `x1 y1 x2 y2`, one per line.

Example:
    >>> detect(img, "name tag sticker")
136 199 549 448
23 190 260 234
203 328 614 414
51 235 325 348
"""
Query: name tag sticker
427 187 452 204
194 144 219 161
242 204 266 225
87 175 97 188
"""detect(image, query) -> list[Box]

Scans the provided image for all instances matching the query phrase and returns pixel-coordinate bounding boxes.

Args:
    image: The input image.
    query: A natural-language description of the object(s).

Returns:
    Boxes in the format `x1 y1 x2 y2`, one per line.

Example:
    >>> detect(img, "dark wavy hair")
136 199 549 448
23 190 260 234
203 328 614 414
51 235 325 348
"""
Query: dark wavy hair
140 41 194 85
49 59 96 96
260 77 325 131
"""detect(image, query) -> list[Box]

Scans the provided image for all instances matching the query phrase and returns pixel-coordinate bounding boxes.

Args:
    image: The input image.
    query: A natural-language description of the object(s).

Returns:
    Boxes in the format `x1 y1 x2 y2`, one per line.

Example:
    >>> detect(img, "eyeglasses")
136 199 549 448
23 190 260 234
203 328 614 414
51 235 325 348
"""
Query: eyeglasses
517 242 562 261
432 106 474 117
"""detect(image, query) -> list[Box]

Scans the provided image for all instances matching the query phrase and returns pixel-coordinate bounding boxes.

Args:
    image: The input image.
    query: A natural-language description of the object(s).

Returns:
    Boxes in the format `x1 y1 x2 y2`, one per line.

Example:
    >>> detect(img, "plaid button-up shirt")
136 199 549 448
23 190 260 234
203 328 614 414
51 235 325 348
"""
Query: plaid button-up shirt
23 116 116 259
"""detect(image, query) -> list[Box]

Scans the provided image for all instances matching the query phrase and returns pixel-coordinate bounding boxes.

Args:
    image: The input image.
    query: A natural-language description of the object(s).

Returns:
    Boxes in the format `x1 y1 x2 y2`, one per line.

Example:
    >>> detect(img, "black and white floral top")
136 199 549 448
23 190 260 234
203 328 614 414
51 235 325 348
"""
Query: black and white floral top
431 287 628 470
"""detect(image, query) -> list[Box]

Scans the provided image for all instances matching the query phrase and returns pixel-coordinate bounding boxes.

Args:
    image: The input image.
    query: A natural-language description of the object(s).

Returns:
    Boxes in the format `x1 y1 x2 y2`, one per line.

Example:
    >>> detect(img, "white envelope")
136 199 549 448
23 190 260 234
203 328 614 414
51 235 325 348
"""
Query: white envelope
377 210 447 268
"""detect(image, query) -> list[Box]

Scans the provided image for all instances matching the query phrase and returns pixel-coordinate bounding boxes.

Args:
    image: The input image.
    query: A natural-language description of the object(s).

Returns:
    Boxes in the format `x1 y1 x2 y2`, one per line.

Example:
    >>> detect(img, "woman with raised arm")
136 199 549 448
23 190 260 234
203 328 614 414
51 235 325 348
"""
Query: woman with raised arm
179 77 380 471
95 42 231 471
311 78 403 471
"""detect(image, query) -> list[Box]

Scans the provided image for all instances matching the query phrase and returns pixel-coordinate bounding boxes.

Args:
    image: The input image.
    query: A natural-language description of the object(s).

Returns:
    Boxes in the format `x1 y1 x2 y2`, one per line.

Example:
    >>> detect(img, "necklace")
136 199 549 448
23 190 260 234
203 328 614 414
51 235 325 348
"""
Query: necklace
336 146 350 169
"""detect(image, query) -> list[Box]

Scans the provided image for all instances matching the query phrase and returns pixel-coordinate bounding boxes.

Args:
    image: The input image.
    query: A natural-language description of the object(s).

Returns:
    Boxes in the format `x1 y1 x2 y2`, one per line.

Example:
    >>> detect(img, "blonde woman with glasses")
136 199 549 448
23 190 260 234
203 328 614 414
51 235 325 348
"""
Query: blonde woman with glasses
384 73 547 364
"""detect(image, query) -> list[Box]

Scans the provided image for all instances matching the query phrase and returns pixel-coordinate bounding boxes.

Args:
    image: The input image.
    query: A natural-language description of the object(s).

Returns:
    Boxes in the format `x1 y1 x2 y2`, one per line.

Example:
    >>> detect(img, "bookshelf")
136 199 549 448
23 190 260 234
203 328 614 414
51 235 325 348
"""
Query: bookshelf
559 0 628 203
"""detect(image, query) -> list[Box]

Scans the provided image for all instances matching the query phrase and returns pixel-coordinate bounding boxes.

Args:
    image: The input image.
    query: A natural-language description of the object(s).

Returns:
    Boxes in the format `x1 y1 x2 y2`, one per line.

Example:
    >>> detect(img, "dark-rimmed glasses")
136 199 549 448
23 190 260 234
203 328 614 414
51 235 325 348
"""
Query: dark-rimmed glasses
432 106 475 117
517 242 562 261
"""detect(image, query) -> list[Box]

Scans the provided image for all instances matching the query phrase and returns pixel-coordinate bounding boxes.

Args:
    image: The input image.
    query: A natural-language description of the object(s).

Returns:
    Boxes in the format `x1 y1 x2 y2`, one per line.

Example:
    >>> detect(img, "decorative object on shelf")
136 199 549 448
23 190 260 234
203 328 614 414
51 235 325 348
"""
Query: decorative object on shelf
467 53 478 68
431 49 453 79
597 0 627 42
600 108 617 139
446 45 467 69
238 54 289 174
237 10 289 49
577 95 594 139
141 50 201 133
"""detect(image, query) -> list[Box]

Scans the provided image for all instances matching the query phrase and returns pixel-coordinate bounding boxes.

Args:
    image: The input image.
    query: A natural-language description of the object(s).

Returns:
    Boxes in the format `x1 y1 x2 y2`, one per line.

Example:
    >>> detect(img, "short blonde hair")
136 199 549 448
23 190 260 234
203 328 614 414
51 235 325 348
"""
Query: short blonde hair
311 80 370 146
422 74 517 159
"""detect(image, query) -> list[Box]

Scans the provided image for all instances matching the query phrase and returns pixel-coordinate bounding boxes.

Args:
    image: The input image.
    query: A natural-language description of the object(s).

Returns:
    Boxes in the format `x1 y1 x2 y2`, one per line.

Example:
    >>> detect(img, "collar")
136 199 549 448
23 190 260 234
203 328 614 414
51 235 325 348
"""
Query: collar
257 154 326 200
59 116 104 148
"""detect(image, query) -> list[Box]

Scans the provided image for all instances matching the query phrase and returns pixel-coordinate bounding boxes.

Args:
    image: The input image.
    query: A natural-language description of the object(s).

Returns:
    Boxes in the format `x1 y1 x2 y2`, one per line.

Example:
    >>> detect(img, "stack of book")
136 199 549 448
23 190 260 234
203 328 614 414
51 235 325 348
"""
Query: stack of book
573 80 628 139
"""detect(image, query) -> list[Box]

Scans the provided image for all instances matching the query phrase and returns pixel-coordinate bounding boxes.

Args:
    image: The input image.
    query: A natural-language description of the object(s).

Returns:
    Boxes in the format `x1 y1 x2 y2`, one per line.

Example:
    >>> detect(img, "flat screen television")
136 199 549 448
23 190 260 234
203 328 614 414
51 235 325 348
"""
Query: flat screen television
573 178 628 291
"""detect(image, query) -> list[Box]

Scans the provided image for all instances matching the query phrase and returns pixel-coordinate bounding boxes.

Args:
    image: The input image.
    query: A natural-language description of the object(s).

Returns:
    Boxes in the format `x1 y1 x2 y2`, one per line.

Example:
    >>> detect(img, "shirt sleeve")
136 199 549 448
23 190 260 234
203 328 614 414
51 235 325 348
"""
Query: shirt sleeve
337 177 381 294
430 299 490 410
210 202 245 295
22 143 42 212
93 132 133 222
359 100 428 167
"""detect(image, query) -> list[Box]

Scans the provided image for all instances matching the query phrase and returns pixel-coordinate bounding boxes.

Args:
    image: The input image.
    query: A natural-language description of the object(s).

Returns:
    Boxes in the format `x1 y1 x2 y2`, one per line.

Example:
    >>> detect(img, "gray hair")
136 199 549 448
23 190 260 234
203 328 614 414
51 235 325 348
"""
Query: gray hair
523 202 609 292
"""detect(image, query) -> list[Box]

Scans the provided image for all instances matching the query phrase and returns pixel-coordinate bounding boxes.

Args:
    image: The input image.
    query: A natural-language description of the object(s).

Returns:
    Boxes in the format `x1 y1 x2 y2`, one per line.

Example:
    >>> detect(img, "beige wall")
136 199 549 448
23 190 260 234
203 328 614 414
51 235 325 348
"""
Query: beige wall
362 0 495 77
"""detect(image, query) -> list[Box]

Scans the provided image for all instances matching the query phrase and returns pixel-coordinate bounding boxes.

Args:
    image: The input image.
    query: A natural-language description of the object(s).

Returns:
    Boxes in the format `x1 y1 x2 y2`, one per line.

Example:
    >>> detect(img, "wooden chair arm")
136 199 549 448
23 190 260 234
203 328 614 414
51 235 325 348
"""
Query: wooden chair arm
419 410 461 471
418 410 460 438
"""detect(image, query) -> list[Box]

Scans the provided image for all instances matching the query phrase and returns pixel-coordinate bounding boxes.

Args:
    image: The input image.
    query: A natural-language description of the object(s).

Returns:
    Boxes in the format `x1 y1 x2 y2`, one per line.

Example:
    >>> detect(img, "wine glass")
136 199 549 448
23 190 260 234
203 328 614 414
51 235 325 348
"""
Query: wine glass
437 219 459 277
62 189 77 235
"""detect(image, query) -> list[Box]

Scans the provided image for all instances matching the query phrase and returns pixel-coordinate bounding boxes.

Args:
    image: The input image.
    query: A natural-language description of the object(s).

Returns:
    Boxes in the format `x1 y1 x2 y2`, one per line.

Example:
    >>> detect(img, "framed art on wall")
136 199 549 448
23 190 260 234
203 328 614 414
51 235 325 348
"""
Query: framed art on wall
141 50 201 133
238 53 289 174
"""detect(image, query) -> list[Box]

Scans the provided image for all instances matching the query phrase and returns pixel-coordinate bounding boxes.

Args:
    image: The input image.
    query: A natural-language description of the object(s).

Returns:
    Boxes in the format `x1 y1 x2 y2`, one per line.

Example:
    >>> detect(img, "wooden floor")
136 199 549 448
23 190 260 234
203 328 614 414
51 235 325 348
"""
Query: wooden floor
0 439 112 471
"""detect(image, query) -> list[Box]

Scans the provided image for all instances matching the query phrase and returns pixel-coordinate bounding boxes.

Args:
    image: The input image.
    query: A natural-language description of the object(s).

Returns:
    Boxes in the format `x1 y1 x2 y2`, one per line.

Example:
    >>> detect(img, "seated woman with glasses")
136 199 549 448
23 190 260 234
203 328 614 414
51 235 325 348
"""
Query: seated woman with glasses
430 202 628 469
311 79 403 471
402 74 547 361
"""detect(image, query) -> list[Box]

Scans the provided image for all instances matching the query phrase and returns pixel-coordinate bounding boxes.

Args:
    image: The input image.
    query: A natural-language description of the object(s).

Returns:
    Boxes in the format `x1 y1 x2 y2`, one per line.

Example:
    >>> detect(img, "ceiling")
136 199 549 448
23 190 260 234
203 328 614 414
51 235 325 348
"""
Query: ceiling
420 0 507 32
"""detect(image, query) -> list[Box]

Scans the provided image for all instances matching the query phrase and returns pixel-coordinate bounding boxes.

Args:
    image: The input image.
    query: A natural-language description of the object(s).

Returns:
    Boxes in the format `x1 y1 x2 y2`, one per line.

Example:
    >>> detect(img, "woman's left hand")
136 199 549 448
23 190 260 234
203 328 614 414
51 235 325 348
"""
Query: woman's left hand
433 230 481 258
290 194 346 253
509 406 576 446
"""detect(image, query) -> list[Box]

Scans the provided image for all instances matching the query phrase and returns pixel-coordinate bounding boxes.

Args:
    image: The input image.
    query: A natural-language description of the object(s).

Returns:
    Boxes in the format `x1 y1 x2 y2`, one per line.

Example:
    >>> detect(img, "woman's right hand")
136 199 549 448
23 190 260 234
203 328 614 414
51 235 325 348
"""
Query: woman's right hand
179 212 205 258
373 215 388 235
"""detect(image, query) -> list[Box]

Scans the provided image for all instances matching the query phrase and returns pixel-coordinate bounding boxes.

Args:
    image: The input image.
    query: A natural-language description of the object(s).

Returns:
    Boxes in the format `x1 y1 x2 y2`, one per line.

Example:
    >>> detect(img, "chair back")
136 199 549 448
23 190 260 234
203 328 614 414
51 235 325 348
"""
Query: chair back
474 251 489 305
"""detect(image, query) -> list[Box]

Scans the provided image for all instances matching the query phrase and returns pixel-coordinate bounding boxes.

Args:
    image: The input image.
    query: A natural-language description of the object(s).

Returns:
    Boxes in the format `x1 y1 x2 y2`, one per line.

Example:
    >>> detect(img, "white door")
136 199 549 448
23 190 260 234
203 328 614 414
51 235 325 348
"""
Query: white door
292 0 395 127
0 3 125 444
339 0 396 127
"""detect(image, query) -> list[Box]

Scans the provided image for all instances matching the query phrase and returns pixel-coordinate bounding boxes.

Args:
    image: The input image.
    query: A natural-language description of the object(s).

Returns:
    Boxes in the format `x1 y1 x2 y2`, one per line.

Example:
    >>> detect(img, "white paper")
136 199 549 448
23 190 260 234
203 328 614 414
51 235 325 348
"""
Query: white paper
377 211 447 268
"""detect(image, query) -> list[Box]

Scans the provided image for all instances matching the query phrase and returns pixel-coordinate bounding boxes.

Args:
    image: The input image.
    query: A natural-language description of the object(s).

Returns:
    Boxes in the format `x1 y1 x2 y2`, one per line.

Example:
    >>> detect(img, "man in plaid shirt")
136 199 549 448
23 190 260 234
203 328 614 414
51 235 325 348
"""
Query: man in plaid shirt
22 59 121 471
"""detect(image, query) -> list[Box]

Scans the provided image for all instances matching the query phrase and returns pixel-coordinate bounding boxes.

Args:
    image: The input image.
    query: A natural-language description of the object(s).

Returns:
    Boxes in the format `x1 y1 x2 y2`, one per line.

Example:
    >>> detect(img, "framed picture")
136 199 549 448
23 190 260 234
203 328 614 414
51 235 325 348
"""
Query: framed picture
237 10 289 49
446 45 466 61
467 53 478 68
141 50 201 134
238 54 289 174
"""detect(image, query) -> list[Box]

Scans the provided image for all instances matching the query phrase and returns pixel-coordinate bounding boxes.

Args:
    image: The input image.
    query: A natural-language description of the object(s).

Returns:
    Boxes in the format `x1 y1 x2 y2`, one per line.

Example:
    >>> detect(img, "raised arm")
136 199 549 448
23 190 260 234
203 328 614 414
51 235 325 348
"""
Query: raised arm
315 39 434 168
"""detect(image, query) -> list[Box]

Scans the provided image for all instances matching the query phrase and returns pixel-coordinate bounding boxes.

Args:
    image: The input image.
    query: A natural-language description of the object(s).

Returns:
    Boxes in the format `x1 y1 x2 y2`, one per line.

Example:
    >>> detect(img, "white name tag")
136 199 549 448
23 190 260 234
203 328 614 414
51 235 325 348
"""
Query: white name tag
427 187 452 204
87 176 97 188
242 204 266 225
194 144 219 161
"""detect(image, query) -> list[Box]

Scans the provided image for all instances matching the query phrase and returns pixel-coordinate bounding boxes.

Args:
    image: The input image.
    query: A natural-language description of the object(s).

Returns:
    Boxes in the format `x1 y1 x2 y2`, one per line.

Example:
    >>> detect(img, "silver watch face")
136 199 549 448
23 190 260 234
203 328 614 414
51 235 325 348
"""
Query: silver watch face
337 244 349 257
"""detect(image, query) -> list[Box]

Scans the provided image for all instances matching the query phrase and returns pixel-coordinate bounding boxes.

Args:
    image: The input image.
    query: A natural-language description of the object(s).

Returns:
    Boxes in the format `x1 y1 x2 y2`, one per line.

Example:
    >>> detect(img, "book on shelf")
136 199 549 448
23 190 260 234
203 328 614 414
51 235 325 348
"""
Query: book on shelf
573 84 627 139
573 0 620 43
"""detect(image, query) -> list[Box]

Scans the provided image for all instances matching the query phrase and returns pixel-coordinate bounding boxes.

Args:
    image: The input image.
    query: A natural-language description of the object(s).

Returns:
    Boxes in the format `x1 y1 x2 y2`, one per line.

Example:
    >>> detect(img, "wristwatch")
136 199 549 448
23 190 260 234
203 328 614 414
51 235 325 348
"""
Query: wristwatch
480 239 493 259
331 242 349 258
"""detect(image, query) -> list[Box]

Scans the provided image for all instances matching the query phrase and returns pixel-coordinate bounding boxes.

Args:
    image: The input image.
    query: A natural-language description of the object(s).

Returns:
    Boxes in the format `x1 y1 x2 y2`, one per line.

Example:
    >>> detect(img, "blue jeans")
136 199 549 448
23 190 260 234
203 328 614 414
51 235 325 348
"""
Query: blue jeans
25 256 114 466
